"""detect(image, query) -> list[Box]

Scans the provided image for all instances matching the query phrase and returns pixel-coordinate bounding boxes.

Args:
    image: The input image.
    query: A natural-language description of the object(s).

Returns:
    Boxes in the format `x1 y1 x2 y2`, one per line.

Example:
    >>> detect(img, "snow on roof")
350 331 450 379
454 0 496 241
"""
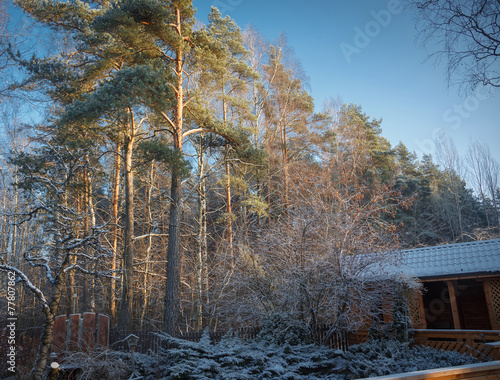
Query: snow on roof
399 239 500 279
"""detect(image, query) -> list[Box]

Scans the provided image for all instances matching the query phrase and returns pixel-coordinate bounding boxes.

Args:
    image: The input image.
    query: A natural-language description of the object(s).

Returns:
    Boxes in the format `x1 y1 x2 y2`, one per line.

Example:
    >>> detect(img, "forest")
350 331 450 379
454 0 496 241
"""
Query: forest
0 0 499 377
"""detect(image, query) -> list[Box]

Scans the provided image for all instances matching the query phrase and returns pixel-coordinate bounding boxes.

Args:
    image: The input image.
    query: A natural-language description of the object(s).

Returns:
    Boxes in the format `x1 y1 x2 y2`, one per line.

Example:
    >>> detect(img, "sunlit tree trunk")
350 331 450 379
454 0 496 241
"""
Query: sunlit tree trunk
196 138 208 330
110 142 121 320
67 193 80 315
80 163 97 311
165 24 184 333
119 115 136 329
222 84 234 264
140 162 155 330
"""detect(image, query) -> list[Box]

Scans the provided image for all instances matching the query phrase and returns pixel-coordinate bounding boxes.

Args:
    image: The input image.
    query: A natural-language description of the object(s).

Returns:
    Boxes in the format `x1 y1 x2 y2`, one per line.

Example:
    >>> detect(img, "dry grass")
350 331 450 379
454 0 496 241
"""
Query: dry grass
57 349 132 380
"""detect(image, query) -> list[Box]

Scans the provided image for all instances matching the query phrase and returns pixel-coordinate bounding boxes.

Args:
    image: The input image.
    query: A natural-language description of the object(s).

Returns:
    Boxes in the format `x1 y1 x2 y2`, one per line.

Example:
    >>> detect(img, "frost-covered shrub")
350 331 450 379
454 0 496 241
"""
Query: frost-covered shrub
344 340 478 378
391 284 415 343
133 333 480 380
257 313 310 346
137 330 346 379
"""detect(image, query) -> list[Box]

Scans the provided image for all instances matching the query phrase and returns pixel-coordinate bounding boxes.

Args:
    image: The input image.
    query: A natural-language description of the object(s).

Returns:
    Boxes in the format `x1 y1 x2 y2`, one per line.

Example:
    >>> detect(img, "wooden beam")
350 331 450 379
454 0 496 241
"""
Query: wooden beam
447 280 461 330
417 292 427 329
484 280 500 329
419 273 500 282
52 315 67 356
69 314 80 351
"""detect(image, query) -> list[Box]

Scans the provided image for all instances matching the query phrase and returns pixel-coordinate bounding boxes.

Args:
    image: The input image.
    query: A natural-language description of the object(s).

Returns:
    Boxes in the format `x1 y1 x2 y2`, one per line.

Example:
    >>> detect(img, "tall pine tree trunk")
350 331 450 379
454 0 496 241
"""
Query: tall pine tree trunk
165 161 181 334
88 177 96 311
67 193 81 315
119 127 135 329
196 140 208 330
222 86 234 263
81 166 90 311
110 143 121 321
140 162 155 330
165 27 184 333
225 159 234 265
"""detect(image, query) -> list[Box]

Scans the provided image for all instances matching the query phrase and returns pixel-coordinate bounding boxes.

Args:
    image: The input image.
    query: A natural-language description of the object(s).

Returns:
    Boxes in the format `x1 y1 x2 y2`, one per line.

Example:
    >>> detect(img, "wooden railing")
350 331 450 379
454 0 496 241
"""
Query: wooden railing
369 360 500 380
413 329 500 361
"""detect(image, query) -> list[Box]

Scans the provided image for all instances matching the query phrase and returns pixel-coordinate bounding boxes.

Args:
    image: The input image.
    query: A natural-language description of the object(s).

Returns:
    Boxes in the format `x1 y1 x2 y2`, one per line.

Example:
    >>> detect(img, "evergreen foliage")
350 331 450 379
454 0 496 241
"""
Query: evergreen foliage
129 333 478 380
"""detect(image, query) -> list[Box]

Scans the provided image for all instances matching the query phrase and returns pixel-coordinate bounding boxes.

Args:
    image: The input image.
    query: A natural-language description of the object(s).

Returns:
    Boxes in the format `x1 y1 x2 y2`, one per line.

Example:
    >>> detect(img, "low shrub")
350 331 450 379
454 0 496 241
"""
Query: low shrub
129 334 478 380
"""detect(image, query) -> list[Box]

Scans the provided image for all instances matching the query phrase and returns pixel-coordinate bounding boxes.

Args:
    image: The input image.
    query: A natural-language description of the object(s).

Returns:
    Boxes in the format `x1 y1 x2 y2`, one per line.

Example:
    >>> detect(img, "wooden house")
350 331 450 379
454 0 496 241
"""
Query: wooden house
399 239 500 330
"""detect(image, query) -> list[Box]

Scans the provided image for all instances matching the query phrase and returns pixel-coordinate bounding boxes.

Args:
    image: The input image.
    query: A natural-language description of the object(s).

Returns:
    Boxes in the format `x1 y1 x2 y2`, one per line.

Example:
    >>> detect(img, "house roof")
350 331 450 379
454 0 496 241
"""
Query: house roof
399 239 500 280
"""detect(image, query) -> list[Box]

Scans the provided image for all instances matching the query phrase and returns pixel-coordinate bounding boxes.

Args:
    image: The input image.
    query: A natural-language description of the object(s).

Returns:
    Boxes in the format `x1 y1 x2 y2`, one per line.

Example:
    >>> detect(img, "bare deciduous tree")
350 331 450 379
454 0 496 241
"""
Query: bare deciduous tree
0 144 111 380
213 104 419 338
467 140 500 227
408 0 500 93
434 134 467 240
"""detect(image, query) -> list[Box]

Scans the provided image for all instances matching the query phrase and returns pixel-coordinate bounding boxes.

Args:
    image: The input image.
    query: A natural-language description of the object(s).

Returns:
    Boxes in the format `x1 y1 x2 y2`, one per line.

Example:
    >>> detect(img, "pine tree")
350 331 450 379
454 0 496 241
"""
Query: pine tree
195 7 256 264
262 39 314 216
94 0 254 333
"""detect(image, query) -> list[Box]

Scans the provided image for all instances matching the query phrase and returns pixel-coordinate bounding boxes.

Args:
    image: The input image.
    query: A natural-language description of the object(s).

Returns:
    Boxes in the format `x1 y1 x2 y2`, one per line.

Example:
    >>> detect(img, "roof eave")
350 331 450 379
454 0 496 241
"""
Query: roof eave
417 271 500 282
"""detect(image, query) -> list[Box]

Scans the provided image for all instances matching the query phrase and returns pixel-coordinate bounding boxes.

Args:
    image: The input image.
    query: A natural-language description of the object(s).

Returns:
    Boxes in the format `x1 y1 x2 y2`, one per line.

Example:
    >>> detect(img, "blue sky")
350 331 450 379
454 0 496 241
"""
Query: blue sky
194 0 500 165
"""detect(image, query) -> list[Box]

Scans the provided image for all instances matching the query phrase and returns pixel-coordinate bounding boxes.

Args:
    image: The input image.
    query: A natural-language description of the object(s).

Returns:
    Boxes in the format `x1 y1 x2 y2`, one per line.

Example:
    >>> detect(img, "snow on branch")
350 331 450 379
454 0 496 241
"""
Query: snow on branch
0 264 50 314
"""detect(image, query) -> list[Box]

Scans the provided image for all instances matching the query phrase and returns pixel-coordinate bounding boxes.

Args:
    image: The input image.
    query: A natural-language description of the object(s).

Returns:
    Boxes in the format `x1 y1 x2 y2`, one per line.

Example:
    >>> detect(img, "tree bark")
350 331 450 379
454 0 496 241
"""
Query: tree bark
31 278 65 380
81 166 90 311
87 171 96 311
222 84 234 263
196 140 208 329
165 163 181 334
119 129 135 329
67 193 80 315
225 160 234 265
31 312 56 380
140 162 155 330
165 17 184 333
110 143 121 321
